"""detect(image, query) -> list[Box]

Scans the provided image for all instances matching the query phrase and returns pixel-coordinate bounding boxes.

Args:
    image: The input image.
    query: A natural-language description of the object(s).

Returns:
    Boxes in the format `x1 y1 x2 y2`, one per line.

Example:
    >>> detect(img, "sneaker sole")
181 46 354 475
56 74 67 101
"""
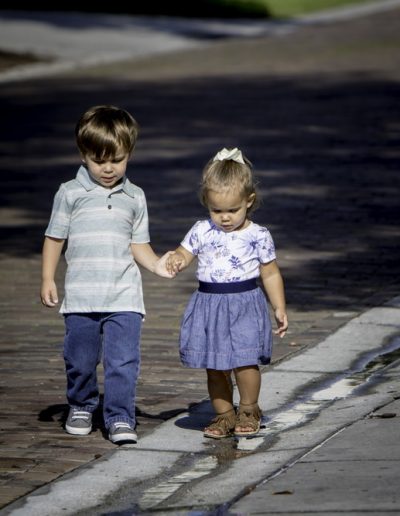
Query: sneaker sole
109 432 137 444
65 424 92 436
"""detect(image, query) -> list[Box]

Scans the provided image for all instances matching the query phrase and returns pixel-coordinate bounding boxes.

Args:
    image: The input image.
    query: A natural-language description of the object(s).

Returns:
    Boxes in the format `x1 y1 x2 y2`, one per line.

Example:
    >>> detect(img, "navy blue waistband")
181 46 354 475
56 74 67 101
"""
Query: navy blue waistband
198 279 258 294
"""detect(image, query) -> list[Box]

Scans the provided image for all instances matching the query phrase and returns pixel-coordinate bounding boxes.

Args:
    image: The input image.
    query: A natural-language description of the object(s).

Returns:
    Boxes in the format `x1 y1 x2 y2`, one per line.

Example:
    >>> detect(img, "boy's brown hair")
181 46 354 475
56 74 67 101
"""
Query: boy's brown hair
75 105 139 160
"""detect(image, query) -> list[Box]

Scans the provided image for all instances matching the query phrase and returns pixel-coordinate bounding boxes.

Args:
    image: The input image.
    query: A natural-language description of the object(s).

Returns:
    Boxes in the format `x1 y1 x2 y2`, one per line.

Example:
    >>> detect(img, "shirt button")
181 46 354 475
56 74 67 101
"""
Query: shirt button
108 205 112 209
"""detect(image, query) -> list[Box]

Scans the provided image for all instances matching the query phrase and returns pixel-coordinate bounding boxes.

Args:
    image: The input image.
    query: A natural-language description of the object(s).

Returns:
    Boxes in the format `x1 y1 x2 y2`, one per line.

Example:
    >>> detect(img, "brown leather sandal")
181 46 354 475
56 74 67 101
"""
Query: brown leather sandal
234 403 262 437
203 408 236 439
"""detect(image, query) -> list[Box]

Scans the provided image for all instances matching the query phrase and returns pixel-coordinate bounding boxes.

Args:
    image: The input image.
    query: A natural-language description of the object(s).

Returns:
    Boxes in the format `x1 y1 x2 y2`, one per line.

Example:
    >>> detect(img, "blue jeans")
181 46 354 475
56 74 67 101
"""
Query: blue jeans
63 312 142 429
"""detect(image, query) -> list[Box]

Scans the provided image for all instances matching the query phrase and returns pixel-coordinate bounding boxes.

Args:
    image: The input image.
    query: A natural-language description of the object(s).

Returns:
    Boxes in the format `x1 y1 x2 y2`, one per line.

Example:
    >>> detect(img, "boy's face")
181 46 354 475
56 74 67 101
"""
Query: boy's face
83 152 130 189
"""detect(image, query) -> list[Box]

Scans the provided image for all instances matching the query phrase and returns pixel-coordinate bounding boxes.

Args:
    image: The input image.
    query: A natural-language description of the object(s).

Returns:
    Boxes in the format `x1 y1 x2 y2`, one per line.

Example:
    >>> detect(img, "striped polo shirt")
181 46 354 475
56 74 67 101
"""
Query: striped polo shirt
45 166 150 315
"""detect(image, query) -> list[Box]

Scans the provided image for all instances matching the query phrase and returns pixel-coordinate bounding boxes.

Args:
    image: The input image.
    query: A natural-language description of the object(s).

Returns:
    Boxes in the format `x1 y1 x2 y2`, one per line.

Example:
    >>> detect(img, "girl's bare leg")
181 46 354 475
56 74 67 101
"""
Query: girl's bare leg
206 369 234 413
233 365 261 433
205 369 235 437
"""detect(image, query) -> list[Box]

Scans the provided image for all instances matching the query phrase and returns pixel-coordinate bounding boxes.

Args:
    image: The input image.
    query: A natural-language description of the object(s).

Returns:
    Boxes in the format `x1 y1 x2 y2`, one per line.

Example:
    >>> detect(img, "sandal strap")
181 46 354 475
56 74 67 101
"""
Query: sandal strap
205 408 236 435
236 403 262 431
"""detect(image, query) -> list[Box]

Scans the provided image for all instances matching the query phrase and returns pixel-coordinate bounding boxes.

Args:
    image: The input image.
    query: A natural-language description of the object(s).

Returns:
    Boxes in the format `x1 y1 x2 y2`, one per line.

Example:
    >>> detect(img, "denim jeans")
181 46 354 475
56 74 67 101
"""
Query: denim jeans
63 312 142 429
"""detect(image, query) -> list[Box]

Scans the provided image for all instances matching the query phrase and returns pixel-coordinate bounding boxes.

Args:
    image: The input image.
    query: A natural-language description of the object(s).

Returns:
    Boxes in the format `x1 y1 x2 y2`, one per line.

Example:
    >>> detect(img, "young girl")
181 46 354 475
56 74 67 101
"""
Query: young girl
167 147 288 439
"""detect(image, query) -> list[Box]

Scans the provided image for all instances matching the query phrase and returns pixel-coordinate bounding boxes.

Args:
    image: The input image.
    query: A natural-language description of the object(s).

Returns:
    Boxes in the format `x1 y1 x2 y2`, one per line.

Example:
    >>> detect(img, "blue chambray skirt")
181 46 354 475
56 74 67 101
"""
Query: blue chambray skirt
179 281 273 370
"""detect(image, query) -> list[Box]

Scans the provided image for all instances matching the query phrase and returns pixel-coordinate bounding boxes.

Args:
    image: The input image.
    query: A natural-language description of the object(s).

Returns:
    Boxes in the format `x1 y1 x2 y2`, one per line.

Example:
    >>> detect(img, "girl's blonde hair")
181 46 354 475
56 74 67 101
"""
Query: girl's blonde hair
75 105 139 160
200 149 258 213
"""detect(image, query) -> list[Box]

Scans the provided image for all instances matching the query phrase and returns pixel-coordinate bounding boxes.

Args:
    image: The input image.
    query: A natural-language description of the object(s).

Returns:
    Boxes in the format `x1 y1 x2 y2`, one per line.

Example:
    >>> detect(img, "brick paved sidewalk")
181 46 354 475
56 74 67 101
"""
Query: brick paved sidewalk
1 7 400 509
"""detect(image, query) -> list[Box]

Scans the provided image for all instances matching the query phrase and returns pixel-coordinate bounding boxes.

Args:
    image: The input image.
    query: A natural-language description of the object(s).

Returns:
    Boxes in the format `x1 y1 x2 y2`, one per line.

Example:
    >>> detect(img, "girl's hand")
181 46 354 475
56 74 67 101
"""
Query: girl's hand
166 251 186 275
40 280 59 307
154 251 177 278
274 308 288 338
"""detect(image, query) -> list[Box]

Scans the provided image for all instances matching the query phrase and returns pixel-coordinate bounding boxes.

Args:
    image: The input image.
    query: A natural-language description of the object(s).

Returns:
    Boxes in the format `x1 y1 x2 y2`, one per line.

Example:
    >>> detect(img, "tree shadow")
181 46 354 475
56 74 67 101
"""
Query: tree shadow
1 72 399 312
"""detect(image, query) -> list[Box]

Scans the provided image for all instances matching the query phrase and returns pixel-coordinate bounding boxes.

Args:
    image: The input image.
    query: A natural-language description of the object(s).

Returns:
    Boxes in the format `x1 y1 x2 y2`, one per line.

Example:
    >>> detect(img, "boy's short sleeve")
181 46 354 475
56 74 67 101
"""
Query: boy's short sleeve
45 185 71 239
130 189 150 243
258 227 276 264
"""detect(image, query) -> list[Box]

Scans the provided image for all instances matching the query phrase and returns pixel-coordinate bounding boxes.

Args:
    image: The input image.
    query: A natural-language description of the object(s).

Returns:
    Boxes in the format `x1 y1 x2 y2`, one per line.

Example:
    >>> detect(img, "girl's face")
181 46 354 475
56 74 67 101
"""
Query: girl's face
207 189 255 233
83 152 130 189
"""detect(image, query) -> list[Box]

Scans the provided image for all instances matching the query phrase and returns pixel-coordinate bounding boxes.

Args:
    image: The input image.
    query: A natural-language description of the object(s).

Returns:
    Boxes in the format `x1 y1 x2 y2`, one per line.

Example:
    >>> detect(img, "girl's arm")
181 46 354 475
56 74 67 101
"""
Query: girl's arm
166 245 195 275
41 236 65 307
259 260 288 338
131 242 174 278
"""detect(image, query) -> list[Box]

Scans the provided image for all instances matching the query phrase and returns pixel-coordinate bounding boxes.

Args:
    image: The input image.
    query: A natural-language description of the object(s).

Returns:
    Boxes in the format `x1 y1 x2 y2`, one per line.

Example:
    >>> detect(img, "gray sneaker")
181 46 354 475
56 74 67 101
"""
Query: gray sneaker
108 422 137 444
65 408 92 436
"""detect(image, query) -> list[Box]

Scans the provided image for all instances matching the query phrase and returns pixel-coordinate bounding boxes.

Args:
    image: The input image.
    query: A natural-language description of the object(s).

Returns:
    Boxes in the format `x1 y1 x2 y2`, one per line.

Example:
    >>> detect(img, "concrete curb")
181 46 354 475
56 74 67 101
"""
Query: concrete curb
4 296 400 515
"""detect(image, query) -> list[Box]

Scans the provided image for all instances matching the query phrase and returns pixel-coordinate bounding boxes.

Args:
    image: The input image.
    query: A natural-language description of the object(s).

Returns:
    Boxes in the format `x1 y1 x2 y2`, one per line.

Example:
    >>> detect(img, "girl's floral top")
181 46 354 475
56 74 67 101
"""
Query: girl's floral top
181 219 276 283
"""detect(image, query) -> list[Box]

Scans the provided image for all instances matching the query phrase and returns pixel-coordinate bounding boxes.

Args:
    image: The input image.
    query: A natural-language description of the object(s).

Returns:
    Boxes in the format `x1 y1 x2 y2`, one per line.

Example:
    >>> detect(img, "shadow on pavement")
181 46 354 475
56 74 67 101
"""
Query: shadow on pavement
1 73 399 312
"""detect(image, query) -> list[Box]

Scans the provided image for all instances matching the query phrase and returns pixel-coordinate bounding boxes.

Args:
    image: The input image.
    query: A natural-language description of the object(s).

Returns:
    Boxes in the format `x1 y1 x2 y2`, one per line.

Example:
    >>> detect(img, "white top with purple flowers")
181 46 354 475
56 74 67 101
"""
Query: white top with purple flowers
181 219 276 283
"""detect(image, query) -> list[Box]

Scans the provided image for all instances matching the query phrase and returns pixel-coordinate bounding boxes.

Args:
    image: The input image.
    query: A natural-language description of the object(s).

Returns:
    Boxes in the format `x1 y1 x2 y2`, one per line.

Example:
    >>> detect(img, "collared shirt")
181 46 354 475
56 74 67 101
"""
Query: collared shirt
181 219 276 283
45 166 150 314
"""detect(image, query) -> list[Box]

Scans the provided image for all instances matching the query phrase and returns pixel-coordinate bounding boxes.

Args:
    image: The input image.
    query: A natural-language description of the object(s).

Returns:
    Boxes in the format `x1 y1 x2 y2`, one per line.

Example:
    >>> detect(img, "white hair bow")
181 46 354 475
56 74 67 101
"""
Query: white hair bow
213 147 245 164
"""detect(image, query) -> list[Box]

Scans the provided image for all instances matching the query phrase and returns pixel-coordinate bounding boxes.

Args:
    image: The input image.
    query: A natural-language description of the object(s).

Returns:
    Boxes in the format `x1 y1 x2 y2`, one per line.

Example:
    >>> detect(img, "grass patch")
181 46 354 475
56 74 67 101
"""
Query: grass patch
258 0 379 17
0 0 380 18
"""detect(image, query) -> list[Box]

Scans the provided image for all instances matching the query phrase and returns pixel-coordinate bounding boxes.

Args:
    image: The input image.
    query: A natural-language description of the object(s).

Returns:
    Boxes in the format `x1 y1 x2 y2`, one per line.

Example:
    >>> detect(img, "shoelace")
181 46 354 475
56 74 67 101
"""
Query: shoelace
113 422 132 430
71 411 90 421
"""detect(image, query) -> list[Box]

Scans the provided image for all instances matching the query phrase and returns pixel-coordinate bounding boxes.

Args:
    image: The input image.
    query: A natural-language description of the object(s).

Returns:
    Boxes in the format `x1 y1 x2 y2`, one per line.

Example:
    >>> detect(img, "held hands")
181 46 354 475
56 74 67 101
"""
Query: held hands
40 280 59 308
154 251 179 278
166 251 187 276
274 308 288 338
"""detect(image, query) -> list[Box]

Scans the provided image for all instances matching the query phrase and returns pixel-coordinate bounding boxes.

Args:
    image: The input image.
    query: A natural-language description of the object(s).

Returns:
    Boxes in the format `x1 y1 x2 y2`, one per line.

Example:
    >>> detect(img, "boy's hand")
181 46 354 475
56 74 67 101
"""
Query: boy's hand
154 251 177 278
274 308 288 338
166 252 186 275
40 280 59 307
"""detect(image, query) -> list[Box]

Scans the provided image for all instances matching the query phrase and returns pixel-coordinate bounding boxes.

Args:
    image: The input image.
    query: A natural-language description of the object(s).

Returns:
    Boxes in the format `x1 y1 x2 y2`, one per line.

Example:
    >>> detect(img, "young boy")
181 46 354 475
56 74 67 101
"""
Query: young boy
41 105 172 444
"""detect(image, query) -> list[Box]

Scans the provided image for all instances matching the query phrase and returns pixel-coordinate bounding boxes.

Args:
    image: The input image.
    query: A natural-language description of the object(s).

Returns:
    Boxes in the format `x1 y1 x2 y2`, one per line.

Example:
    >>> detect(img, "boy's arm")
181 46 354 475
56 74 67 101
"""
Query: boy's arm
41 236 65 307
131 242 175 278
259 260 288 338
